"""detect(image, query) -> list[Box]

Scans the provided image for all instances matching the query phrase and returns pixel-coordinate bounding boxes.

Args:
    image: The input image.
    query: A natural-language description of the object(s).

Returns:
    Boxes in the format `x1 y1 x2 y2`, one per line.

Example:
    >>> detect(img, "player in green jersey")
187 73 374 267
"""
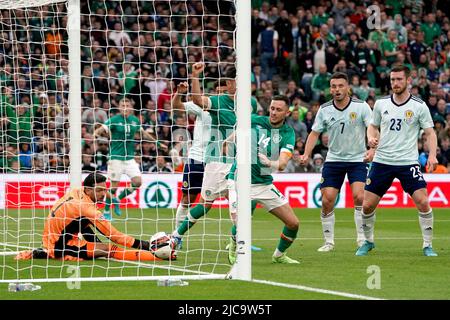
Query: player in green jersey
227 95 300 264
171 62 236 243
94 98 155 220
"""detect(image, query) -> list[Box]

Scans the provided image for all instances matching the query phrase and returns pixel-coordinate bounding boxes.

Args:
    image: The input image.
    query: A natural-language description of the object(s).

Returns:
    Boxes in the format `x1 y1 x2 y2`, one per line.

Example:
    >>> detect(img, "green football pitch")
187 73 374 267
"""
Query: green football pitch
1 208 450 300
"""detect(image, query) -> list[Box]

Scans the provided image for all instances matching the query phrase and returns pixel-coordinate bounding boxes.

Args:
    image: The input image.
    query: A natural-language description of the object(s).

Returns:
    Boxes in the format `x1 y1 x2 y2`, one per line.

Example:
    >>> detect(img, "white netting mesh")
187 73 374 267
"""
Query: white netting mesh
1 0 238 282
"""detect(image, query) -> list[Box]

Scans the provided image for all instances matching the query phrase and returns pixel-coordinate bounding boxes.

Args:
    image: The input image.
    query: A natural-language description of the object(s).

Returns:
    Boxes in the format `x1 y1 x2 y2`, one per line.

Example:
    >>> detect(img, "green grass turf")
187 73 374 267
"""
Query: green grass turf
1 208 450 300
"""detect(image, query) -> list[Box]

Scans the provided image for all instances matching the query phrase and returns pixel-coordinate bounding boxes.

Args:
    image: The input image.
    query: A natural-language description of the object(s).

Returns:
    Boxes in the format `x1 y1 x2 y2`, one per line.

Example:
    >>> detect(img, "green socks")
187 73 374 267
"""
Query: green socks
277 226 298 253
177 204 210 236
118 187 136 200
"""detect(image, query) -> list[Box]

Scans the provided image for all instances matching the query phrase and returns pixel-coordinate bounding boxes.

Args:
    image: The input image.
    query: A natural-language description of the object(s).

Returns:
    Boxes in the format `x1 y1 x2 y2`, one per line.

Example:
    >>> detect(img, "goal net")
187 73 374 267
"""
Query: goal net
0 0 251 284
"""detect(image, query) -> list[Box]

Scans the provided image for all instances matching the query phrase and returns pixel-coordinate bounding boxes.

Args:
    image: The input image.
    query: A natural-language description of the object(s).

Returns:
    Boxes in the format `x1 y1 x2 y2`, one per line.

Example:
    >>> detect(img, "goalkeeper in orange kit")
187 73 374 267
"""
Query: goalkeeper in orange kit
15 173 168 261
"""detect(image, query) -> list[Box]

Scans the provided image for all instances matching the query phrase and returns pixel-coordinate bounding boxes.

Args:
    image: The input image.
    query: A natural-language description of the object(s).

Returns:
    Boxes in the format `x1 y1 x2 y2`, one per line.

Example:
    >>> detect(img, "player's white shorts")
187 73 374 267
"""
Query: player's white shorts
229 182 288 213
107 159 141 181
201 162 233 202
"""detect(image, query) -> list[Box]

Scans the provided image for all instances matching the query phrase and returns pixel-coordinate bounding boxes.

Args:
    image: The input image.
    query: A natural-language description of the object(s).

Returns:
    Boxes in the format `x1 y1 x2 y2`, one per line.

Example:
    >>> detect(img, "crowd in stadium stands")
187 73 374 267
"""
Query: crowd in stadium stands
1 0 449 175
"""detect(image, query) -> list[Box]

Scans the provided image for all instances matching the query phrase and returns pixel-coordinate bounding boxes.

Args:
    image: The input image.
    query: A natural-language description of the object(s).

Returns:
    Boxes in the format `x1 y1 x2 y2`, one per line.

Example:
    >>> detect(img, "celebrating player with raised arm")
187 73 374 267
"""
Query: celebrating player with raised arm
300 72 374 252
356 65 438 257
94 98 155 220
171 81 213 248
15 173 164 261
171 62 237 246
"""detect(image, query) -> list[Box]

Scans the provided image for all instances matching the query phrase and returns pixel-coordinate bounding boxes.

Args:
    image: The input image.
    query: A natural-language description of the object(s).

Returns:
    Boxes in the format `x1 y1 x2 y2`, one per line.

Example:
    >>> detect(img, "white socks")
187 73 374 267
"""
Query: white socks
361 210 376 243
175 204 189 228
273 248 283 258
321 211 335 245
419 210 434 248
354 206 365 244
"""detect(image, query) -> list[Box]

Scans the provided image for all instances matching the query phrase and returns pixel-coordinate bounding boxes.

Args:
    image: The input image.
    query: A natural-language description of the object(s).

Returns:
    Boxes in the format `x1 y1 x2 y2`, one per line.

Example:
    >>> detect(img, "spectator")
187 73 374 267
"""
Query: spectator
94 138 109 172
5 102 34 145
284 149 313 173
81 154 97 172
108 22 132 47
284 80 304 105
18 143 33 171
149 155 173 173
312 132 329 160
427 60 440 82
311 153 324 173
389 14 408 45
303 110 315 133
421 13 441 46
286 109 308 142
82 98 109 133
382 30 401 66
311 64 331 102
257 20 279 81
257 89 273 114
118 62 139 96
313 38 326 74
440 136 450 165
140 141 158 172
408 31 430 66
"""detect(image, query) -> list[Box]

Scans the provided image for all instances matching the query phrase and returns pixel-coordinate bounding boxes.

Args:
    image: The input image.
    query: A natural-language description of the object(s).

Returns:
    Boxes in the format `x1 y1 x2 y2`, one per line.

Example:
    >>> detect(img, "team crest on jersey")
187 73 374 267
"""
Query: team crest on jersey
272 133 281 144
404 110 414 124
349 112 357 124
366 178 371 185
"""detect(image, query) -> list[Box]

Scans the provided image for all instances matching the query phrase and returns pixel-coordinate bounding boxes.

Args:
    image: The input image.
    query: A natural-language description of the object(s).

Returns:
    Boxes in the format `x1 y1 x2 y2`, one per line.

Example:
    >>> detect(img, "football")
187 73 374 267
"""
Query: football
150 232 176 260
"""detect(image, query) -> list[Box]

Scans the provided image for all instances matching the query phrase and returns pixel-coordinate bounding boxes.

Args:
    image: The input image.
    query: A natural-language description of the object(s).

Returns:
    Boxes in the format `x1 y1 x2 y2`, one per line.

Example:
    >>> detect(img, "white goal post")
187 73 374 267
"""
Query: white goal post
0 0 252 284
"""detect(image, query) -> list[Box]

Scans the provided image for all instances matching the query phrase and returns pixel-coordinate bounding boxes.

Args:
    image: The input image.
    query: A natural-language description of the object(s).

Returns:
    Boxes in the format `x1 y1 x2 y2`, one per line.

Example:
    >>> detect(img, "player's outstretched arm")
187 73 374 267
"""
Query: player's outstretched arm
93 215 150 250
300 130 320 165
423 127 438 172
191 62 211 110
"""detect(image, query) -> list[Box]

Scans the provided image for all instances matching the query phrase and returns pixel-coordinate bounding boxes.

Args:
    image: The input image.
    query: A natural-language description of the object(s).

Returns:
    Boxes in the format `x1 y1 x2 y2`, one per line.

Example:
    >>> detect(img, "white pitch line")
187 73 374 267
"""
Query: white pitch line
253 237 450 241
0 242 224 277
0 251 20 256
256 219 450 223
0 242 37 250
252 279 385 300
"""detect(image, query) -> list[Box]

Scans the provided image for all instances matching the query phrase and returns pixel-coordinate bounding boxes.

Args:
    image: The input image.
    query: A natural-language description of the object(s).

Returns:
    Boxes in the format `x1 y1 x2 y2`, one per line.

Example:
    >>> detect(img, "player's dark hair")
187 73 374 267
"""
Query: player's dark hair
225 66 236 79
84 173 107 188
119 97 132 104
272 95 290 108
214 79 227 89
330 72 349 83
390 65 411 77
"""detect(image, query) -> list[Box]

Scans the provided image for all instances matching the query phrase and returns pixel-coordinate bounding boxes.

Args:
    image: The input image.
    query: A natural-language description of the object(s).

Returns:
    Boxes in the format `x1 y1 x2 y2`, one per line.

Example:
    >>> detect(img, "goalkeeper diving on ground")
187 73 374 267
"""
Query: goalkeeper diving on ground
15 173 171 262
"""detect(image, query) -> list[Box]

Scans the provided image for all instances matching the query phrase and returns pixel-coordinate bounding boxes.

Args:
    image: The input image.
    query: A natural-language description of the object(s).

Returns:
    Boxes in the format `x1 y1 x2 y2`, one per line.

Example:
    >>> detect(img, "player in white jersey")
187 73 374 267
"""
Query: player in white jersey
171 81 227 243
300 72 374 252
356 65 438 257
